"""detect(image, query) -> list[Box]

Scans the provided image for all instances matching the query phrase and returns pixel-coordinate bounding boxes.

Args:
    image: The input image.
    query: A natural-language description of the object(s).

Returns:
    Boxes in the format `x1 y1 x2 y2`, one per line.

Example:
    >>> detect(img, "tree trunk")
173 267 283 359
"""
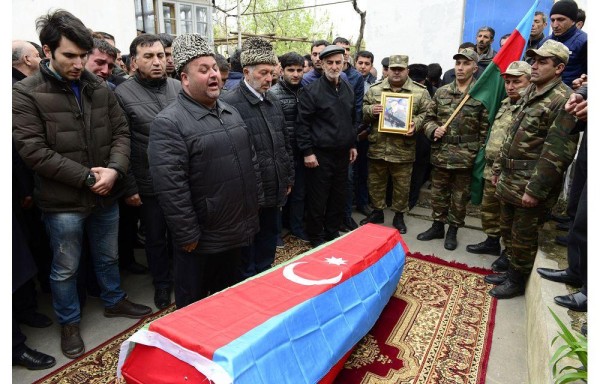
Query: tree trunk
352 0 366 51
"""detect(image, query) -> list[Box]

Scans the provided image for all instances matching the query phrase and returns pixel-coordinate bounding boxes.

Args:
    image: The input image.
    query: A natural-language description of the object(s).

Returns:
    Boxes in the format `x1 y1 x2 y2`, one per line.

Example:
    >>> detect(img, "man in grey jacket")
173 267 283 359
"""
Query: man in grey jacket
115 34 181 310
148 34 263 308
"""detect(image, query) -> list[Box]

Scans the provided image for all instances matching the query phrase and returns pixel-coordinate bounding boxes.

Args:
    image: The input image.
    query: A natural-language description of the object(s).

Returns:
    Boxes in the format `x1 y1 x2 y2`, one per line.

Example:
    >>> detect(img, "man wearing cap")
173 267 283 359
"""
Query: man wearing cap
302 39 349 86
221 37 293 279
148 34 263 308
466 61 531 268
539 0 587 88
296 44 357 248
484 40 578 299
360 55 431 234
114 33 182 310
379 57 389 81
417 48 489 251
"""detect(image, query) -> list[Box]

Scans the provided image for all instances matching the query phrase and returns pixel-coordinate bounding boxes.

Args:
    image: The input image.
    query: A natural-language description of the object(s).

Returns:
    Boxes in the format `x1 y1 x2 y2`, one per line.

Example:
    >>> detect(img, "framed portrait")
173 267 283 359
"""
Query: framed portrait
378 92 413 135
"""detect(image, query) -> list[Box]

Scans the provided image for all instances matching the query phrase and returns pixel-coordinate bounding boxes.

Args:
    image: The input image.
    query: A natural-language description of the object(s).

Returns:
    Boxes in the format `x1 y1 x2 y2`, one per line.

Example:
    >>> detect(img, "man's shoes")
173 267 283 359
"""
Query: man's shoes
550 213 570 223
491 250 509 273
444 225 458 250
290 231 310 243
276 237 285 248
392 212 407 234
488 268 526 299
340 217 358 232
417 221 445 241
18 312 53 328
554 235 568 247
61 323 85 359
123 261 148 275
154 287 172 310
13 346 56 370
104 298 152 319
357 205 373 217
484 272 508 285
359 209 384 225
466 236 500 256
556 222 570 231
536 268 582 286
554 291 587 312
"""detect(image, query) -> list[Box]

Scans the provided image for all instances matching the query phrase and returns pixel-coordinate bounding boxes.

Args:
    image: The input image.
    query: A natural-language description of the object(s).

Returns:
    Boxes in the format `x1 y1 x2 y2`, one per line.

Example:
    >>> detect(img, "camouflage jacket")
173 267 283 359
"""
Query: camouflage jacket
483 97 520 181
363 77 431 163
493 77 578 206
423 79 489 169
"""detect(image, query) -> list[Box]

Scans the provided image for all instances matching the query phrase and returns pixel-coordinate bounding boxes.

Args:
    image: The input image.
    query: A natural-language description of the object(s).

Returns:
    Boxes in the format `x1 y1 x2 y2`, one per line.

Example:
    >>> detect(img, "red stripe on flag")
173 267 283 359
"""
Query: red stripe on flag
492 32 526 73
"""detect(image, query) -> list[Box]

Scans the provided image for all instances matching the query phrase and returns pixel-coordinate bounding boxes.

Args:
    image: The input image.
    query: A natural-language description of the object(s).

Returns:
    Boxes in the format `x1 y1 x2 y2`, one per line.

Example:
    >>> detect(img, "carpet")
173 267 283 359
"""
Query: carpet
33 236 496 384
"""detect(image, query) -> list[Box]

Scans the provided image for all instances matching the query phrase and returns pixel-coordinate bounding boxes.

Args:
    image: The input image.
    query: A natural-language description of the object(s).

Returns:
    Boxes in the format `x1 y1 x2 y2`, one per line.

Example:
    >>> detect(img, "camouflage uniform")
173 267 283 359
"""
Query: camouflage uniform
363 77 431 213
493 78 578 274
423 80 489 227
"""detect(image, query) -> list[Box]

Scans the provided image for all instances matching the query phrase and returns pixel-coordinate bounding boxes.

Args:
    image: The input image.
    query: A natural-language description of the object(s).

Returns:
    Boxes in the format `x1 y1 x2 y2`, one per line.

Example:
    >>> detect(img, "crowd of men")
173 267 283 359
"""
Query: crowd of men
12 0 587 372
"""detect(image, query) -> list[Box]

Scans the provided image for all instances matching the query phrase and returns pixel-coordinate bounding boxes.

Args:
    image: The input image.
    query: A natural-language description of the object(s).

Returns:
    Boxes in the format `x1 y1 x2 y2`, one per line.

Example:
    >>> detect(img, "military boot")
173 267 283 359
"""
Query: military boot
417 221 445 241
444 225 458 250
360 209 384 225
466 236 501 255
484 272 508 285
491 249 509 272
488 268 526 299
392 212 407 234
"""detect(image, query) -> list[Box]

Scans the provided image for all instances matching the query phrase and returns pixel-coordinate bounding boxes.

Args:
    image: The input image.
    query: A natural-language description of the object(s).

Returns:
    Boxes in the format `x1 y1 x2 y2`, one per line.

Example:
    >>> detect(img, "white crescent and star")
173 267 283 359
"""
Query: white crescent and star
282 257 347 286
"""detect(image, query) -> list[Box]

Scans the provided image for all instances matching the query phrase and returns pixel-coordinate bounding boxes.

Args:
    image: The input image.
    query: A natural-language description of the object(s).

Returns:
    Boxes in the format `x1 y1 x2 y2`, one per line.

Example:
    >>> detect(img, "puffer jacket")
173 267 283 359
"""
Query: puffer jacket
12 59 130 213
115 75 181 197
269 80 301 151
221 80 294 208
148 91 262 252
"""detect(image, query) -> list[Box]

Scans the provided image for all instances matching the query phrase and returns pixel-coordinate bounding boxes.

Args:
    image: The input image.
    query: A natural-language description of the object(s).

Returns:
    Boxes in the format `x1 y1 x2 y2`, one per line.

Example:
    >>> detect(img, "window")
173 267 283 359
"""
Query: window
195 6 208 36
135 0 157 33
163 2 177 35
180 4 193 34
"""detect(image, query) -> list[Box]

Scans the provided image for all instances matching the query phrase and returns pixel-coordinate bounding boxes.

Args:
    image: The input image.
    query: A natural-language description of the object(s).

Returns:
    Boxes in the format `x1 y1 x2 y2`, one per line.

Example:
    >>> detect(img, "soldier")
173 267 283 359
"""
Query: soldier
417 48 489 250
360 55 431 234
466 61 531 271
484 40 579 299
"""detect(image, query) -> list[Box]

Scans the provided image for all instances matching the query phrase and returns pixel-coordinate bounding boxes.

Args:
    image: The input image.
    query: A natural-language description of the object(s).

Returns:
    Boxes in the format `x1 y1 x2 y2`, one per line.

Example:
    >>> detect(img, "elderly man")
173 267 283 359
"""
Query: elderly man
484 40 578 299
296 45 357 247
360 55 431 234
221 37 293 279
13 10 151 359
148 34 263 308
417 48 489 250
466 61 531 269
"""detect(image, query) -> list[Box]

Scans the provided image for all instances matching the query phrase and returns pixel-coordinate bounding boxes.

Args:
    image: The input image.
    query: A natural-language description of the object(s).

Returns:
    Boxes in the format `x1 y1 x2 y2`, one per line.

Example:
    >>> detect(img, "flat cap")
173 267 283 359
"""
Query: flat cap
389 55 409 68
319 45 345 60
501 61 532 77
526 39 570 64
172 34 213 73
453 48 478 62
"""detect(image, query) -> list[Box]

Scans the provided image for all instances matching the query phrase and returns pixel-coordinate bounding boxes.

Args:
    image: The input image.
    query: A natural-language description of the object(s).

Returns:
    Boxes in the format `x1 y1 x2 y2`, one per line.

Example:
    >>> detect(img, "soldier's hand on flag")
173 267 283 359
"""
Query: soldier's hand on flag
304 154 319 168
521 192 539 208
433 125 446 141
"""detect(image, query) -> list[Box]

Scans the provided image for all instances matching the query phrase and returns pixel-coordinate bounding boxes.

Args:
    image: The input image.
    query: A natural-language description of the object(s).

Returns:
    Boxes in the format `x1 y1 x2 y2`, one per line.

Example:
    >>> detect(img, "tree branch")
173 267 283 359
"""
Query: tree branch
352 0 366 52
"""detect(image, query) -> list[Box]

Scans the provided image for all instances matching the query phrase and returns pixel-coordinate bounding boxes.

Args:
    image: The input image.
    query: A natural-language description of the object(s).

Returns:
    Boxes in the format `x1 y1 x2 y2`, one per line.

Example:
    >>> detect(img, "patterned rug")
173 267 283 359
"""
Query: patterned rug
34 236 496 384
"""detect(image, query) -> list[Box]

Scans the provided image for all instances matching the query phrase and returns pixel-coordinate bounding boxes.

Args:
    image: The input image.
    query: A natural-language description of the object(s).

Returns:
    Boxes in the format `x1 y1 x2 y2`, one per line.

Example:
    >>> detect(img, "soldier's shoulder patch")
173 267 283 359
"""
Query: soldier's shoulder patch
370 80 384 88
412 81 426 89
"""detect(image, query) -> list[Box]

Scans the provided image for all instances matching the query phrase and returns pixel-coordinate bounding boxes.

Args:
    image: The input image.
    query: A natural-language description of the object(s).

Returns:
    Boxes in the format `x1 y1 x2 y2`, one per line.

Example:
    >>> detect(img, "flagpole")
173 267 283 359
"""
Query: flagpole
434 94 471 141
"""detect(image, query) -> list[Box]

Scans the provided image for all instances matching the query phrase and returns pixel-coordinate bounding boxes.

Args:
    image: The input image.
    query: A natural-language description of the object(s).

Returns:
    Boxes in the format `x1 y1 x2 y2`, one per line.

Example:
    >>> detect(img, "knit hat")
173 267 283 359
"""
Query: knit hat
240 37 278 67
172 33 213 74
550 0 578 21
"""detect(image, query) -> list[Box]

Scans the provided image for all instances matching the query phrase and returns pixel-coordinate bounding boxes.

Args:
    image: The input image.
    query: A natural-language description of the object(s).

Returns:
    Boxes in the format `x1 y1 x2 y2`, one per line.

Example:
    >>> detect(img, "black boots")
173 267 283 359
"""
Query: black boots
417 221 445 241
488 268 526 299
393 212 407 234
466 236 501 255
444 225 458 250
491 249 509 272
360 209 384 225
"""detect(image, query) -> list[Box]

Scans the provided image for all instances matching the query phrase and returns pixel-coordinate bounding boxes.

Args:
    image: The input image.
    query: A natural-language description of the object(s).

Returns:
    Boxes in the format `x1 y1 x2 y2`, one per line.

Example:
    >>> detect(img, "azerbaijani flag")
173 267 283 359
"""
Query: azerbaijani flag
118 224 407 383
469 0 540 204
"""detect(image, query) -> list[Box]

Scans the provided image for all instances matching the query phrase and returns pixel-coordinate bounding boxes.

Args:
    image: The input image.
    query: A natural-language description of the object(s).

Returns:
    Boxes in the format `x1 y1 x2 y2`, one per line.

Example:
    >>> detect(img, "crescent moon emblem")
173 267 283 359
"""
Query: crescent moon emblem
282 262 343 286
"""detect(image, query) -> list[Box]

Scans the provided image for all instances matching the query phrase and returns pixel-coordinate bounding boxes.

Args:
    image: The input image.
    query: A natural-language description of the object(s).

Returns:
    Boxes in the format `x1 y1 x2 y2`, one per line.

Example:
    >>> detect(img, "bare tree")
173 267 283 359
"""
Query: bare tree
352 0 366 51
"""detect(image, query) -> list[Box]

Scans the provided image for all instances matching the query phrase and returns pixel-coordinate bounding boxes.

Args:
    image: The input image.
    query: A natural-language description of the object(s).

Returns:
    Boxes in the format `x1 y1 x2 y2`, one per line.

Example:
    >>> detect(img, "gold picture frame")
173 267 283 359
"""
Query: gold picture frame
378 92 413 134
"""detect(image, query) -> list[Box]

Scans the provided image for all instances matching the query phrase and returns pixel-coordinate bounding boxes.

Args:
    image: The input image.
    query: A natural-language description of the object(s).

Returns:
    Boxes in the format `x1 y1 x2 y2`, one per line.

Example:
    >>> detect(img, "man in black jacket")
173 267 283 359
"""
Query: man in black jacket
115 34 182 310
221 37 294 279
148 34 263 308
296 45 357 247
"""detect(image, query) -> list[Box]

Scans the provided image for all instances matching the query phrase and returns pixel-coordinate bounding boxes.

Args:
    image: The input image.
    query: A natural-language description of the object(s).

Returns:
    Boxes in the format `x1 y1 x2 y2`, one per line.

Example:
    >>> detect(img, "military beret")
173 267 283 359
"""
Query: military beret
526 39 570 64
501 61 532 77
453 48 478 62
172 34 213 74
319 45 345 60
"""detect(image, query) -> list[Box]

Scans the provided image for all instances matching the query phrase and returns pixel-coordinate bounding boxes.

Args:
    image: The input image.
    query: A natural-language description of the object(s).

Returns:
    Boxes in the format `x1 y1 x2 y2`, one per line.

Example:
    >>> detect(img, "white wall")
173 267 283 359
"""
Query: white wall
12 0 137 54
364 0 465 77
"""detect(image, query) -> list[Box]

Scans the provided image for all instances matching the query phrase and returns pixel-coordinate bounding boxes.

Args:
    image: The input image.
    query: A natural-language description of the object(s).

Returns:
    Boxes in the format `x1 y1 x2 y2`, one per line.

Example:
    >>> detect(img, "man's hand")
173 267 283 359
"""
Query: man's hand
304 154 319 168
574 100 587 121
491 175 499 186
286 185 292 196
565 93 587 121
182 241 198 253
405 122 415 137
349 148 358 164
125 193 142 206
371 104 384 115
90 167 118 196
433 125 446 141
521 192 539 208
572 74 587 90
